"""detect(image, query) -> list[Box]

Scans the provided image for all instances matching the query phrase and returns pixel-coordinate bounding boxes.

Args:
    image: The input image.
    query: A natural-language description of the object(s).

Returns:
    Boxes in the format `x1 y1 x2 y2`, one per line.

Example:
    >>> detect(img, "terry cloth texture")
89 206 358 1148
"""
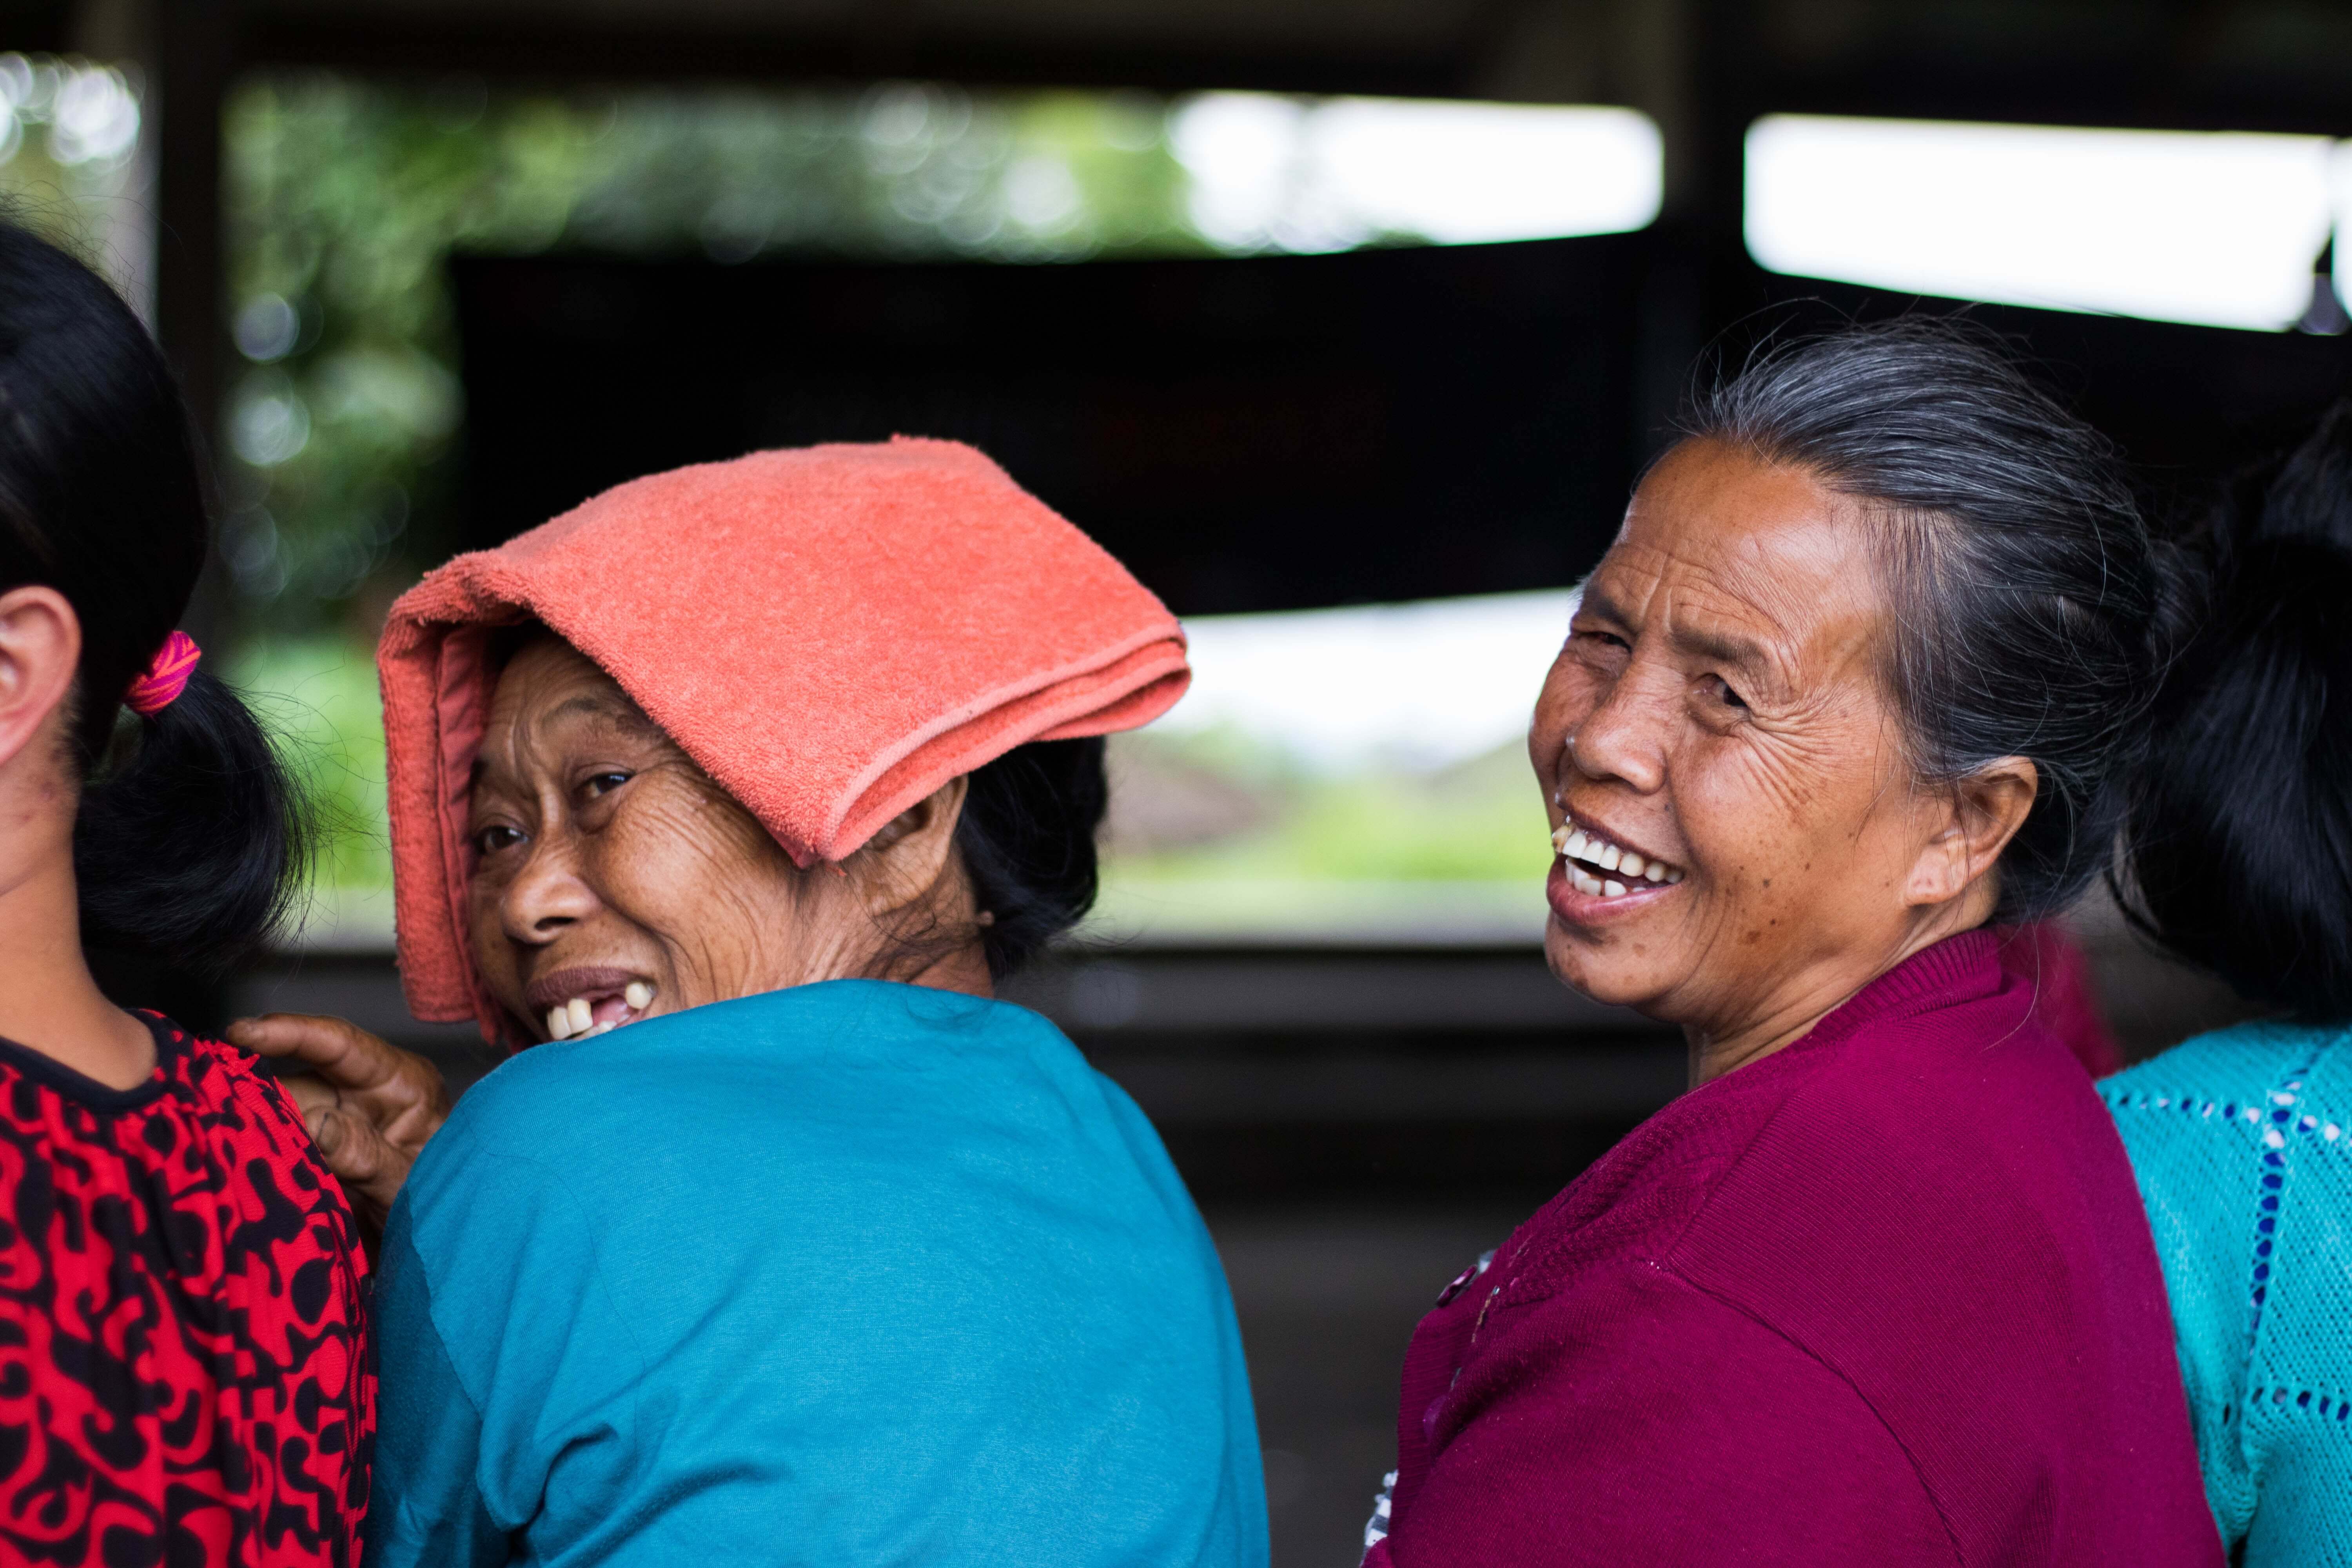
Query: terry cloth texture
378 437 1188 1041
1367 930 2219 1568
365 980 1267 1568
2104 1023 2352 1566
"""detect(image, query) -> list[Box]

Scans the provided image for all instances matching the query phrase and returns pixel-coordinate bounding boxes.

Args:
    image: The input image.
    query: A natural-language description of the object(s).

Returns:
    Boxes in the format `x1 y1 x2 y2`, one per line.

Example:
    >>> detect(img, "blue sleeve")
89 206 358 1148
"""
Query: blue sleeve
365 1201 511 1568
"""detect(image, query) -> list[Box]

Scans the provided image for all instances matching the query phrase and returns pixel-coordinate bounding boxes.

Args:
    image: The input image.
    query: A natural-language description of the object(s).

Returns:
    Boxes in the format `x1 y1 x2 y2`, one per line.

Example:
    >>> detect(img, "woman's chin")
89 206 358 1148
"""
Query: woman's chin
1543 860 1681 1005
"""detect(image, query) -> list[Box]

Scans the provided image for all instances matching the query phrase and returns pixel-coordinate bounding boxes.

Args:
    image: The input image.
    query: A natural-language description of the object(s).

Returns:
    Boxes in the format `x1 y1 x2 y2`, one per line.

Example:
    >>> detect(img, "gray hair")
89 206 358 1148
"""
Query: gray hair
1681 319 2187 922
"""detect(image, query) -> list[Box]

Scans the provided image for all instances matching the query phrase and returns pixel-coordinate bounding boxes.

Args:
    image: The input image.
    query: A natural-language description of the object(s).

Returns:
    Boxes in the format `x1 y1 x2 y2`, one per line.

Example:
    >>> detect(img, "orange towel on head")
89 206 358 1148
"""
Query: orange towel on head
378 436 1189 1041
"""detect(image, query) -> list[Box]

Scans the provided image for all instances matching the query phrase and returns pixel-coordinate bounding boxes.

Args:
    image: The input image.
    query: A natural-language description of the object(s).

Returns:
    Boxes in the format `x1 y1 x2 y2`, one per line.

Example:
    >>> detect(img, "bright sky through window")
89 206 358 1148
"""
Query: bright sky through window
1172 95 1661 253
1745 115 2352 332
1165 589 1579 773
1093 590 1579 943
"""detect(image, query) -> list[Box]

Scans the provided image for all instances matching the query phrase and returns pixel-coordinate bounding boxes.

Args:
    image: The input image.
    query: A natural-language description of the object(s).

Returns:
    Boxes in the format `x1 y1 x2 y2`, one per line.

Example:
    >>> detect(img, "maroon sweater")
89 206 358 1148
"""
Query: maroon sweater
1369 931 2217 1566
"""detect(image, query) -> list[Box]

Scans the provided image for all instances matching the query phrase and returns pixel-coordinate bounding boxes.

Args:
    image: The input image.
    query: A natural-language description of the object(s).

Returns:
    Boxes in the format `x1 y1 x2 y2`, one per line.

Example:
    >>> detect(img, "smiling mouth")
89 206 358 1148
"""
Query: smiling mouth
1552 818 1686 899
530 971 659 1041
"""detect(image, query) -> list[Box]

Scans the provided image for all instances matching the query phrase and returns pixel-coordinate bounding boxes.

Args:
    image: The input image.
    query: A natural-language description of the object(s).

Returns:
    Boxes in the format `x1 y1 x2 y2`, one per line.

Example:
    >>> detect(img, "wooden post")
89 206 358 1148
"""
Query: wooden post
152 0 232 448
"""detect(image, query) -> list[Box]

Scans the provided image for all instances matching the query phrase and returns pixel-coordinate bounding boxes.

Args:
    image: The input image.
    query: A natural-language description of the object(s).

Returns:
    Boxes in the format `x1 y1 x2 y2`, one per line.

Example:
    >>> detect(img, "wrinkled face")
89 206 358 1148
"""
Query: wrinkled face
1532 439 1948 1038
465 636 875 1044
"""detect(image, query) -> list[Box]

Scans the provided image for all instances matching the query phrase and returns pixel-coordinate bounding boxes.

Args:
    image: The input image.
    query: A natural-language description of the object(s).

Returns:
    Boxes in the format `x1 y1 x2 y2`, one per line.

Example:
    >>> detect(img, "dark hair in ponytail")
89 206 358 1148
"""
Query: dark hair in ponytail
2117 399 2352 1022
0 220 308 973
956 736 1107 980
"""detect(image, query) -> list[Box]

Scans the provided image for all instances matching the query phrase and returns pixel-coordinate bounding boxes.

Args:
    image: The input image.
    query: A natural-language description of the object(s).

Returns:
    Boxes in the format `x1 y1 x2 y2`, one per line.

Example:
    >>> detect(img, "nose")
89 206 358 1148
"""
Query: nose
500 831 599 946
1564 666 1668 796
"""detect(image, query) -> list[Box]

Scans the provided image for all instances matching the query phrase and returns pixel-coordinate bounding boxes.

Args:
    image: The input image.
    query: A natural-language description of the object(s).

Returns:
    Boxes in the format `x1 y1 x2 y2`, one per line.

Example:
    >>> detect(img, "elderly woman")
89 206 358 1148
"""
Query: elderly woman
241 439 1265 1566
1362 325 2220 1565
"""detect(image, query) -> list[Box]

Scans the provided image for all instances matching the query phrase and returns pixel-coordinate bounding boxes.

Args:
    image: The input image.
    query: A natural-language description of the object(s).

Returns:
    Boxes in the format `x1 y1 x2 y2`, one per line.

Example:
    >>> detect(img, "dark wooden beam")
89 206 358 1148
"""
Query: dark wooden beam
153 0 234 446
1753 60 2352 141
0 0 72 51
239 9 1483 101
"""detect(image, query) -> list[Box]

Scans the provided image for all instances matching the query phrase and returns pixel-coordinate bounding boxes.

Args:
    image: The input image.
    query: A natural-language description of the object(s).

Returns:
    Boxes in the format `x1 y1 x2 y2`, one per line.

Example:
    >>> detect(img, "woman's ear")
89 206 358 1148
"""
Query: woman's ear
0 586 82 775
852 775 972 917
1904 757 2038 911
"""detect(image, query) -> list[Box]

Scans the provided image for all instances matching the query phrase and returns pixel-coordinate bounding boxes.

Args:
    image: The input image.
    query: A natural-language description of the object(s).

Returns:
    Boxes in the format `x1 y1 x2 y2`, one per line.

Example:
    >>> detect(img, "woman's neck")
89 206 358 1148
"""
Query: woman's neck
0 800 154 1091
1684 899 1990 1087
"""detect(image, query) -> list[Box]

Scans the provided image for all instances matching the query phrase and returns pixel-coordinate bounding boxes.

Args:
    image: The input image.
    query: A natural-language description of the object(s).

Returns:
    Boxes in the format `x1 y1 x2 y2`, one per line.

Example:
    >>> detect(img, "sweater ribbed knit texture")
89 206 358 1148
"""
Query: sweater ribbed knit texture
1368 931 2219 1567
2105 1023 2352 1566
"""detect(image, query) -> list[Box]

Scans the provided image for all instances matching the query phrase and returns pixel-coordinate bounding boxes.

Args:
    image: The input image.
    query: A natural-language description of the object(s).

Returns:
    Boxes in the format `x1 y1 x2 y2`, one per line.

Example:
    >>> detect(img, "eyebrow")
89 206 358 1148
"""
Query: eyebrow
465 693 664 789
1668 622 1775 678
1583 579 1777 681
1579 580 1631 627
542 692 659 732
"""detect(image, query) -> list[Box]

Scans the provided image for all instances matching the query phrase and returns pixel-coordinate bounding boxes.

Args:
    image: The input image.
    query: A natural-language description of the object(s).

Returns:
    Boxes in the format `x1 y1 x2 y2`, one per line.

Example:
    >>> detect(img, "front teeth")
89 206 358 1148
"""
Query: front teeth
544 982 660 1042
1550 820 1686 896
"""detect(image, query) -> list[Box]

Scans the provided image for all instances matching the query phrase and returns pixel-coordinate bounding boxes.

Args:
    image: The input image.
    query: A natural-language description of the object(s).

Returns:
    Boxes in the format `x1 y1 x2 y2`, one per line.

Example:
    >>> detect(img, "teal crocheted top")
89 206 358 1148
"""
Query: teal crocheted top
2104 1022 2352 1565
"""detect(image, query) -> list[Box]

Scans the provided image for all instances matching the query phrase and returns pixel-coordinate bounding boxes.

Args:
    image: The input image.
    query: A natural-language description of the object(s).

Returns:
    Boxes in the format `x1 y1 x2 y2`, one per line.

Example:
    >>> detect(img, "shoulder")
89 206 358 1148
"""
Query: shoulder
2101 1018 2352 1279
1661 997 2152 1336
180 1028 312 1127
1426 1259 1957 1565
2102 1022 2348 1191
1496 1040 1824 1301
403 980 1140 1228
1495 968 2037 1294
2104 1020 2345 1114
439 981 1085 1136
2102 1023 2352 1535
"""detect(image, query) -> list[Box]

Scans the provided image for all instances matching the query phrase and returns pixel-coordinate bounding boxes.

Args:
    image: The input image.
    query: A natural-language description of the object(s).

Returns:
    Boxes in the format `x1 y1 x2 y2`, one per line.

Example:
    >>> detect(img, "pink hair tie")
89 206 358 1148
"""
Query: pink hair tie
123 630 201 717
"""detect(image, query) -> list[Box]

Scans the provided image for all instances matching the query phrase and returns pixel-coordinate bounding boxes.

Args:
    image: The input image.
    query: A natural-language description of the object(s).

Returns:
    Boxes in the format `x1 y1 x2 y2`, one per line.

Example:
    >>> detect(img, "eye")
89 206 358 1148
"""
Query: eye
1703 673 1749 711
473 824 526 857
1569 626 1632 664
581 771 633 799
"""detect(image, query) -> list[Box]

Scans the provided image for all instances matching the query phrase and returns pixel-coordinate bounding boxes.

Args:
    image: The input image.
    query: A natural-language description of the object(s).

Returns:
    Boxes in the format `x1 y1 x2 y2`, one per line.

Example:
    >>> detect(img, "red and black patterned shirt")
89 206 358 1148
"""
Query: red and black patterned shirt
0 1013 373 1566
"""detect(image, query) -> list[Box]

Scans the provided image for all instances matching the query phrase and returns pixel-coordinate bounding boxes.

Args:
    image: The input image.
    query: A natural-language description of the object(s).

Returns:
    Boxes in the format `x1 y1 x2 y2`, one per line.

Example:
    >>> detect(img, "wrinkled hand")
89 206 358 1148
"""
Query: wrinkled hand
225 1013 453 1229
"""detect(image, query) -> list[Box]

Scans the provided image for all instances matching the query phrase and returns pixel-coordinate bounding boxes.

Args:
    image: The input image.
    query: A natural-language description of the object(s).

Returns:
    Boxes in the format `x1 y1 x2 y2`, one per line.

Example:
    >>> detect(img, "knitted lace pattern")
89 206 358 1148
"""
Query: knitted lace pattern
2104 1022 2352 1566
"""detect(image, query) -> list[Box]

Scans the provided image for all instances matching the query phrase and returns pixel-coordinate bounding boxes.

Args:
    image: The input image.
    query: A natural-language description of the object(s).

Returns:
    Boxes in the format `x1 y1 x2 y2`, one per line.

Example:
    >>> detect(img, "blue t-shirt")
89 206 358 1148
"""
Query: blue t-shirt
367 980 1267 1567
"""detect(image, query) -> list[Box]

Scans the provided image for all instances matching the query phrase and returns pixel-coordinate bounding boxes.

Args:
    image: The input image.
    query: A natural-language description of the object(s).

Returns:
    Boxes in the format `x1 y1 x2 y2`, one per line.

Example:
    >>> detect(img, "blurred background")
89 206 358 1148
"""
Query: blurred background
0 0 2342 1558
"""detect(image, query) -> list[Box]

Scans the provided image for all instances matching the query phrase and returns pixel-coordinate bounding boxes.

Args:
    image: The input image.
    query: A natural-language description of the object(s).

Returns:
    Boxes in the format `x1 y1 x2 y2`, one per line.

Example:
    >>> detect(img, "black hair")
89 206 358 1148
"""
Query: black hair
0 220 309 973
956 736 1107 980
1682 319 2180 923
2116 400 2352 1022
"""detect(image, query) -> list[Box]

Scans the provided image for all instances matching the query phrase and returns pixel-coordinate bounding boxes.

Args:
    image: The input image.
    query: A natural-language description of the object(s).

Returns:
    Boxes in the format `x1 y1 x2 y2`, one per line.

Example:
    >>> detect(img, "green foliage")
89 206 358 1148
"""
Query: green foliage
220 74 1210 628
0 56 147 302
226 634 393 892
1114 735 1552 886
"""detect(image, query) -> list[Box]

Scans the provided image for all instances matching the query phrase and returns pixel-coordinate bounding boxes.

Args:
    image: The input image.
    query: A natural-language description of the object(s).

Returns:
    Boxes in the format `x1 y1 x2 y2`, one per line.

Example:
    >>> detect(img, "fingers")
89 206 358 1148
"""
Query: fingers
278 1074 338 1121
230 1012 454 1178
302 1102 413 1218
225 1013 402 1088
